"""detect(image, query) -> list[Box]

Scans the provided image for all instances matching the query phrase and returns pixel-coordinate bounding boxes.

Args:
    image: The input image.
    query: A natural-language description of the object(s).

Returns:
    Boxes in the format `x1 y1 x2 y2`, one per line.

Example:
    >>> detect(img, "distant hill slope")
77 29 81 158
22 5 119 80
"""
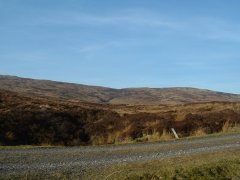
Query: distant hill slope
0 75 240 105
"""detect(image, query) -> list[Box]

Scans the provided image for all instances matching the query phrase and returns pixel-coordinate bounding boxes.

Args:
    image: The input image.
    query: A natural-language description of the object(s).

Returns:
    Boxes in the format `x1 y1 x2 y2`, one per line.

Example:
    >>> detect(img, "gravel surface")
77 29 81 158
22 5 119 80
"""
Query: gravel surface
0 134 240 177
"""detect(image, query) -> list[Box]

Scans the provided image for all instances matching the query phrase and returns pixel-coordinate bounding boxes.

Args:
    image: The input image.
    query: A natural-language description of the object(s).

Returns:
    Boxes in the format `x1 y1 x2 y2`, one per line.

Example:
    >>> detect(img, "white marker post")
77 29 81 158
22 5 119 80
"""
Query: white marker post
171 128 179 139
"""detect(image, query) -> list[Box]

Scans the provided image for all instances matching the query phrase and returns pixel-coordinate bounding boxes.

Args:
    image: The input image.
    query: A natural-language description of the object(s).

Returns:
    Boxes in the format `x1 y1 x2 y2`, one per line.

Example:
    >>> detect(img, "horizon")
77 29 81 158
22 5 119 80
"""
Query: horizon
1 74 239 95
1 1 240 94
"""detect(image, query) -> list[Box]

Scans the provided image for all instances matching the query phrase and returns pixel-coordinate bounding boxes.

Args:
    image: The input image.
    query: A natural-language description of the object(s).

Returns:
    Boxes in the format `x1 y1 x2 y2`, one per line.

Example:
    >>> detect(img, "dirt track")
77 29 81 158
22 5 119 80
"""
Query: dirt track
0 133 240 178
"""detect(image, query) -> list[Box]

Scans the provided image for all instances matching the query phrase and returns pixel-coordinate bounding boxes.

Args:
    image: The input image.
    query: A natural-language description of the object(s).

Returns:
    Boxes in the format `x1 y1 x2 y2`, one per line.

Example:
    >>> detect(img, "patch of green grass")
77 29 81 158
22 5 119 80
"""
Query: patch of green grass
0 145 36 149
0 145 56 149
2 171 78 180
98 149 240 180
126 159 240 180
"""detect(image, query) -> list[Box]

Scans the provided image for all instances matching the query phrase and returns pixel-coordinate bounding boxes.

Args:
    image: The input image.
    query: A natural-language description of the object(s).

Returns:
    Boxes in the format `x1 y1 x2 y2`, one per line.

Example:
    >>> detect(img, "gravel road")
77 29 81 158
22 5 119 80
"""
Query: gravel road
0 134 240 177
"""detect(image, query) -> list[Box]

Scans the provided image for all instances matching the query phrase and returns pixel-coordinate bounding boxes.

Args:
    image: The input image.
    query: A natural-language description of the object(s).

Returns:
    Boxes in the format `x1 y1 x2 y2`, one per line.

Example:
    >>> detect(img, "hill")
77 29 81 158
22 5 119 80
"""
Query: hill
0 75 240 105
0 89 240 146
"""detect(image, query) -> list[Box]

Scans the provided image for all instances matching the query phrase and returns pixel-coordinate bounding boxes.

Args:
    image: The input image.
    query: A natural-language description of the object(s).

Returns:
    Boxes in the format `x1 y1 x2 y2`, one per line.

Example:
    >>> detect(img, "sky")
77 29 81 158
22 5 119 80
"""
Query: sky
0 0 240 93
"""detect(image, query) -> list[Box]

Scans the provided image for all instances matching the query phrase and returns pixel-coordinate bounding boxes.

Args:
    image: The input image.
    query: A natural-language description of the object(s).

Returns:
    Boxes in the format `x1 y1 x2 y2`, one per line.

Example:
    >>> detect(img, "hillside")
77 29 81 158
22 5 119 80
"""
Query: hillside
1 89 240 146
0 75 240 105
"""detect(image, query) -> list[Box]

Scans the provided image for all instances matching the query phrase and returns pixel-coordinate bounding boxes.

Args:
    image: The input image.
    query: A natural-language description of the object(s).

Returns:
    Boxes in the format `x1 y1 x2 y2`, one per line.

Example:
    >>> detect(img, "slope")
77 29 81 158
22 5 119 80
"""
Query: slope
0 75 240 105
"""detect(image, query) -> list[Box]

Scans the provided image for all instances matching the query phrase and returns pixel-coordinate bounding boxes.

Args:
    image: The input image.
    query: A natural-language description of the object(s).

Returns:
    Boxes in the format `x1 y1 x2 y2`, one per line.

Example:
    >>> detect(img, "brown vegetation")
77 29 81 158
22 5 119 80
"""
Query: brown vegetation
1 89 240 146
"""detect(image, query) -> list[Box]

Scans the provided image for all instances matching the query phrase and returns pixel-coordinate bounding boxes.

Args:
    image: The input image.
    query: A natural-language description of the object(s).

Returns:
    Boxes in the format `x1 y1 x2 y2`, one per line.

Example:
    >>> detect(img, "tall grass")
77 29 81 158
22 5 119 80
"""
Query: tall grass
91 121 240 145
222 120 240 133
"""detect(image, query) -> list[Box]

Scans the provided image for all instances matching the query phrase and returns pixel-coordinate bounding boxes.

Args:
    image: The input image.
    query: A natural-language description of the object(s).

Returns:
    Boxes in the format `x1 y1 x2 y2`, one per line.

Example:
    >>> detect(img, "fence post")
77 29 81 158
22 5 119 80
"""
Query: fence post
171 128 179 139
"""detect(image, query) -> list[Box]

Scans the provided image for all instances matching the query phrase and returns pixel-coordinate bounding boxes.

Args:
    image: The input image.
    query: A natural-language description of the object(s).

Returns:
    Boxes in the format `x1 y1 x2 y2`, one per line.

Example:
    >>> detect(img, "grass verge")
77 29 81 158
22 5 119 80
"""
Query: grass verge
97 149 240 180
0 145 36 149
125 159 240 180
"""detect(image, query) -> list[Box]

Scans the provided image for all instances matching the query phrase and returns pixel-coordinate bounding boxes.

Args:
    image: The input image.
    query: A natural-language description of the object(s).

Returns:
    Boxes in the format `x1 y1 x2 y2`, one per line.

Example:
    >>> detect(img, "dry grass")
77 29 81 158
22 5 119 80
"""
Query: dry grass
192 128 207 137
160 129 173 141
106 132 121 144
132 129 174 143
120 137 134 144
137 130 160 142
222 121 240 133
91 135 106 145
175 112 187 121
222 120 232 133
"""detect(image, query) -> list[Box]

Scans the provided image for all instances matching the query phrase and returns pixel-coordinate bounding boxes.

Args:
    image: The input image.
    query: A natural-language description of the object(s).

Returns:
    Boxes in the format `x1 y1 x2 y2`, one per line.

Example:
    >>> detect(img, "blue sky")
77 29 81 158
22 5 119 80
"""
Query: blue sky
0 0 240 93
